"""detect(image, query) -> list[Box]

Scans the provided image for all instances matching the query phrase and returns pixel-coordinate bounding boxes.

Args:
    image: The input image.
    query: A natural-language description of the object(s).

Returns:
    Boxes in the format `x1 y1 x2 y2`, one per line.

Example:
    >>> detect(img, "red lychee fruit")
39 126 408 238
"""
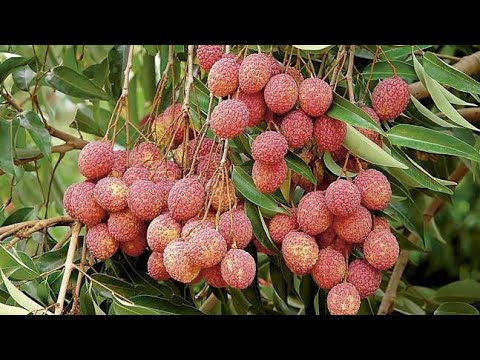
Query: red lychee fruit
208 57 240 97
153 103 186 147
107 208 144 243
363 229 399 270
201 264 227 288
353 169 392 210
196 152 223 180
285 66 304 85
291 153 324 192
187 228 227 268
221 248 256 289
267 209 298 244
63 181 105 226
150 160 182 183
253 238 276 256
327 282 361 315
219 208 253 249
239 53 271 94
122 166 150 187
251 131 288 164
373 216 390 232
120 233 147 257
210 99 249 139
181 218 215 240
297 191 333 235
282 231 319 275
252 159 288 194
313 115 346 152
264 74 299 114
147 251 170 281
110 150 127 177
197 45 223 72
173 137 216 169
163 240 201 283
147 213 182 252
267 55 282 76
168 177 206 221
372 76 410 121
330 237 352 258
127 180 165 221
78 141 113 180
311 248 346 290
299 78 333 117
93 177 128 212
333 206 372 244
316 226 337 248
155 179 176 210
85 223 119 260
357 106 382 146
130 142 161 168
234 91 267 127
206 177 237 213
280 109 314 149
325 179 361 217
347 259 381 298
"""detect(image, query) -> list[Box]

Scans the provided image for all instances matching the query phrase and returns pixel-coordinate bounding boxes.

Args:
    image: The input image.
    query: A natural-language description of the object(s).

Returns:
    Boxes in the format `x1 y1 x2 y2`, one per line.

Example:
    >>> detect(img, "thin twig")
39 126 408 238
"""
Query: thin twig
346 45 356 103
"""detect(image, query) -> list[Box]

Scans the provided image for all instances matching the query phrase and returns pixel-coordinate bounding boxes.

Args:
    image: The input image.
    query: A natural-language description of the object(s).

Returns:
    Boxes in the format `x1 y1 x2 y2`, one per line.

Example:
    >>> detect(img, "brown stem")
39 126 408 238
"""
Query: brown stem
199 293 218 314
346 45 356 103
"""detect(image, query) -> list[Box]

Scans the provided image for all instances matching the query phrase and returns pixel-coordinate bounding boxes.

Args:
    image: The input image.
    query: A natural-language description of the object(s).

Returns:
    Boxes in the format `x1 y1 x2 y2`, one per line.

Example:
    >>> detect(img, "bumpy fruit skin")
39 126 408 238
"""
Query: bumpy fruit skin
311 248 346 290
210 99 249 139
327 282 361 315
373 216 390 232
122 166 150 187
196 152 223 180
253 238 276 256
251 131 288 164
150 160 182 183
153 104 186 147
181 218 215 240
94 177 128 212
297 191 333 235
63 182 105 226
325 179 361 217
208 57 240 97
127 180 165 221
268 209 298 244
174 137 216 169
147 213 182 252
239 53 271 94
221 249 256 289
206 177 237 213
107 208 144 243
252 159 287 194
357 106 382 146
316 226 336 248
197 45 223 72
285 66 304 85
333 206 372 243
299 78 333 117
372 76 410 121
330 237 352 257
313 115 346 152
156 179 176 210
353 169 391 210
280 110 314 149
147 252 170 281
282 231 319 275
219 209 253 249
78 141 113 180
120 233 147 257
201 264 227 288
264 74 299 114
168 177 206 221
267 55 282 76
187 228 227 268
363 229 399 270
347 259 381 298
130 142 161 168
111 150 127 177
85 223 119 260
292 154 324 193
163 241 201 283
235 91 267 127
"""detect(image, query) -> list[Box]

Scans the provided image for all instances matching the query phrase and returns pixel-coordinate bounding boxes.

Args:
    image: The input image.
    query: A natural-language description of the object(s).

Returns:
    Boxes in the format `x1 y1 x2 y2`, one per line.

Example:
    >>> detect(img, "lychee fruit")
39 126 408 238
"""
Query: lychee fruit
325 179 361 217
187 228 227 268
93 177 128 212
299 78 333 117
219 208 253 249
155 179 176 210
173 137 216 169
127 180 165 221
251 131 288 164
253 238 276 256
147 213 182 252
316 226 336 248
267 209 298 244
281 231 319 275
168 177 206 221
252 159 288 194
313 115 346 152
221 248 256 289
130 142 161 168
311 248 346 290
327 282 361 315
181 218 215 240
208 57 240 97
210 99 249 139
285 66 304 85
120 233 147 257
107 208 144 243
197 45 223 72
163 240 201 283
201 264 227 288
239 53 271 94
206 177 237 213
353 169 391 210
267 55 282 76
347 259 381 298
150 160 182 183
363 229 399 270
297 191 333 235
330 237 352 258
85 223 119 260
373 216 390 232
264 74 298 114
234 91 267 127
122 166 150 186
110 150 127 177
147 251 170 281
357 106 382 146
63 181 105 226
153 104 186 147
333 206 372 244
280 109 314 149
372 76 410 121
292 155 324 192
196 152 223 180
78 141 113 180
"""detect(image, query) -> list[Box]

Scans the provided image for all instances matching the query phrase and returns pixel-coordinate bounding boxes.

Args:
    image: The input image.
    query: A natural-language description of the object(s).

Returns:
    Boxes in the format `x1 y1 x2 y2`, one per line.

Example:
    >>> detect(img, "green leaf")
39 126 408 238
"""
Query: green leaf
361 60 417 82
45 66 110 100
439 86 477 106
12 66 36 91
91 273 138 299
391 228 426 252
434 302 479 315
434 280 480 303
111 294 161 315
232 166 288 214
0 56 33 83
16 111 52 161
130 295 203 315
387 125 480 163
409 96 458 128
285 151 316 185
244 201 280 254
108 45 130 100
383 201 423 243
423 52 480 95
292 45 332 52
1 207 33 226
323 152 356 178
35 245 81 273
0 303 30 315
376 45 433 60
0 245 39 280
300 275 318 315
0 118 16 176
270 260 287 303
343 125 408 169
229 288 252 314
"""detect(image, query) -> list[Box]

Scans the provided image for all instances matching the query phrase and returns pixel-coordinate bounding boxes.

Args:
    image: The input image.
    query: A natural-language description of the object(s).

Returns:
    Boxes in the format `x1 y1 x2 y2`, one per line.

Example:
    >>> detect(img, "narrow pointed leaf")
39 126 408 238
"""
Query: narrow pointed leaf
285 151 316 184
0 56 33 83
410 96 458 128
323 152 357 178
361 60 417 82
16 111 52 161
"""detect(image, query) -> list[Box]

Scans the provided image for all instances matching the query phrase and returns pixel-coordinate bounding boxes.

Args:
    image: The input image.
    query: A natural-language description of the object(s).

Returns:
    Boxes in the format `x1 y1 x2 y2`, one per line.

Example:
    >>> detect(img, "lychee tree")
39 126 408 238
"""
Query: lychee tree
1 45 480 315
